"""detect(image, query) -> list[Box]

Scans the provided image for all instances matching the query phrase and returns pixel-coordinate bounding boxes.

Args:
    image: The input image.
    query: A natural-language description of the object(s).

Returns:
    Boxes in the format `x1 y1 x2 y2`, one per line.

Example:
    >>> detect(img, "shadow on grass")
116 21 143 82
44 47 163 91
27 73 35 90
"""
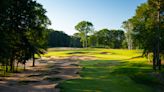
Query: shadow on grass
123 55 143 60
67 52 89 54
59 79 112 92
66 51 115 55
60 59 164 92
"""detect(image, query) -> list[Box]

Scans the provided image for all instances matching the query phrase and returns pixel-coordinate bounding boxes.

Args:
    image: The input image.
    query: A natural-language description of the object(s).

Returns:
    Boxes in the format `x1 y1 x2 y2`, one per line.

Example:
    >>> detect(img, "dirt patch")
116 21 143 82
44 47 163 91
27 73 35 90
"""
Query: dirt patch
99 52 111 55
0 55 95 92
48 47 81 51
100 52 109 54
68 56 97 61
67 51 88 54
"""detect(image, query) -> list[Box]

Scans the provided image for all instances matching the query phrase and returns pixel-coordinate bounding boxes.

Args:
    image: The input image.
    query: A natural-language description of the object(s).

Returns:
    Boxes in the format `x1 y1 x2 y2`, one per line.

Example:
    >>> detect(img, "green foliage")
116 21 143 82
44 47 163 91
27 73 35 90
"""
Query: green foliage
123 0 164 70
75 21 94 48
122 20 134 49
0 0 50 73
47 30 82 48
48 29 71 47
70 35 82 47
89 29 125 48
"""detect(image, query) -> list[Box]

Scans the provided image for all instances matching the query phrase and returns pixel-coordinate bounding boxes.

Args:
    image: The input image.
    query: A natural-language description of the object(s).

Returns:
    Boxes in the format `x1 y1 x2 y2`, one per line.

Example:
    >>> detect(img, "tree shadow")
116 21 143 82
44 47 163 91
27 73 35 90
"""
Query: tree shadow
123 55 143 60
67 51 89 54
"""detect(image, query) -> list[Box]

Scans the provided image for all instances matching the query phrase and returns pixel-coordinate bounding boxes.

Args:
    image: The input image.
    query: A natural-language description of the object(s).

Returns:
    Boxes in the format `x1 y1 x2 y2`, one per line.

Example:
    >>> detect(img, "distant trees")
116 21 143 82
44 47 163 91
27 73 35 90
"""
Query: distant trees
75 21 94 48
47 28 125 49
96 29 111 47
123 0 164 70
70 33 82 47
74 21 125 48
0 0 50 73
48 30 82 48
88 29 125 48
48 29 70 47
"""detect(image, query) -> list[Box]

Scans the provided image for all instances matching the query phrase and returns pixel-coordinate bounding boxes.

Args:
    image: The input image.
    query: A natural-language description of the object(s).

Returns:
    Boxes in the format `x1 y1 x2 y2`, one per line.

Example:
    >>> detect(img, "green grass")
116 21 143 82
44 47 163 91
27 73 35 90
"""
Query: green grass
0 66 24 77
44 48 164 92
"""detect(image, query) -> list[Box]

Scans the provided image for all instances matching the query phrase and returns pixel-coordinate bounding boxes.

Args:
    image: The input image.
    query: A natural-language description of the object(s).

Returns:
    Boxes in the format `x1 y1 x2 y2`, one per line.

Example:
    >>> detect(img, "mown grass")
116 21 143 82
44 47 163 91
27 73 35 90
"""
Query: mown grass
44 48 164 92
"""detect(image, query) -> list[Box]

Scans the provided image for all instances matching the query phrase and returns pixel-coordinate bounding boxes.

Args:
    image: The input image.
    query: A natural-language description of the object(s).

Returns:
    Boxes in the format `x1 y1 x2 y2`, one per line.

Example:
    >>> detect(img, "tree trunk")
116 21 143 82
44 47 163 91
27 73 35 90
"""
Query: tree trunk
32 53 35 67
152 1 161 71
16 61 19 72
24 63 26 71
148 53 151 62
82 40 85 48
127 35 133 50
23 60 26 71
86 36 88 48
4 65 6 76
153 50 157 70
5 63 8 72
156 1 161 70
10 58 14 72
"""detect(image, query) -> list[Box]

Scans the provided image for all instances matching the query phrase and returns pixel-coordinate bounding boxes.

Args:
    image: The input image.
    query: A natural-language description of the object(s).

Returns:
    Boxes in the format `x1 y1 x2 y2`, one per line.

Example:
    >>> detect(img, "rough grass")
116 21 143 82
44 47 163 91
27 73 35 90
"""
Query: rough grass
0 66 23 77
43 48 164 92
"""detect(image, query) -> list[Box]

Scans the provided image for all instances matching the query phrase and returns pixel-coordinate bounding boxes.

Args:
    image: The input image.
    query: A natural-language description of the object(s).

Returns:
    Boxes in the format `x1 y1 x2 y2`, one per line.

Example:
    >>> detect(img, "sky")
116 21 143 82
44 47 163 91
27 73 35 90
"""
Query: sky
37 0 147 35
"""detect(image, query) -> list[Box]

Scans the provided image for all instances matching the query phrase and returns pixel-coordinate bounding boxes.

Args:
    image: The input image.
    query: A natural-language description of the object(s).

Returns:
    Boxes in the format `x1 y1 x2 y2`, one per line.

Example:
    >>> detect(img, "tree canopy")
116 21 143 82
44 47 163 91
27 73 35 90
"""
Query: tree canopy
123 0 164 70
48 29 71 47
0 0 50 72
75 21 94 48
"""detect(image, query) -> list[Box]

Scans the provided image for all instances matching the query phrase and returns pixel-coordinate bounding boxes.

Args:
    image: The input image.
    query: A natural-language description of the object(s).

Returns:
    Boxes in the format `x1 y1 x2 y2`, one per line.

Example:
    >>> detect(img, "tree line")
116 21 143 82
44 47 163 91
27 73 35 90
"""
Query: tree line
0 0 50 75
47 28 126 49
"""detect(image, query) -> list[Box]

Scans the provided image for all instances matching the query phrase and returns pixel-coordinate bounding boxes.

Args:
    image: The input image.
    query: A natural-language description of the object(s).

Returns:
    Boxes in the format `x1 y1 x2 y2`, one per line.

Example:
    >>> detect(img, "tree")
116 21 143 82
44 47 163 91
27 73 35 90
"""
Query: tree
88 32 98 47
111 30 125 48
96 29 111 48
27 2 50 67
91 29 125 48
0 0 50 73
70 33 82 47
75 21 94 48
147 0 163 70
124 0 164 70
0 0 13 73
122 20 134 50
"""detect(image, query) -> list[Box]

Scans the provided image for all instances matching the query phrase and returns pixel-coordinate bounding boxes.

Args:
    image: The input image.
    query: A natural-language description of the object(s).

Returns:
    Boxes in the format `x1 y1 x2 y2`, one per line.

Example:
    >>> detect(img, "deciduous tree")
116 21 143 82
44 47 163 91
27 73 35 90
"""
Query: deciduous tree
75 21 94 48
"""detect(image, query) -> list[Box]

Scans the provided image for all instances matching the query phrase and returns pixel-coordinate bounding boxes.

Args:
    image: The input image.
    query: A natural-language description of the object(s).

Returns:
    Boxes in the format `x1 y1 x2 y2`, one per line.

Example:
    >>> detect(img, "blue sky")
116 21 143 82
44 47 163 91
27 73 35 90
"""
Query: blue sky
37 0 147 35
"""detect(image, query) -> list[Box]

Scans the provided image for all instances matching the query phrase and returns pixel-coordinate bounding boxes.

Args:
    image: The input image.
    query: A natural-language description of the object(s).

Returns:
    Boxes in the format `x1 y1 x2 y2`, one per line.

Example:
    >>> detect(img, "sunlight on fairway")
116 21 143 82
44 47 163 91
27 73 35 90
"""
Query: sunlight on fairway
41 48 164 92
